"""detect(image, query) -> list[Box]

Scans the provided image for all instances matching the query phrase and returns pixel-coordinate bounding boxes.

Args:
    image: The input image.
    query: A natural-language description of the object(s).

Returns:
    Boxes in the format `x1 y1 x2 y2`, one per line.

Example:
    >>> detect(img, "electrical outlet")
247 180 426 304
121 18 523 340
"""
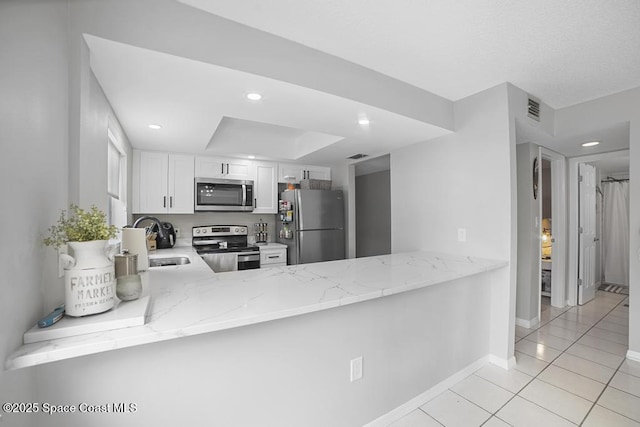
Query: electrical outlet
350 356 363 382
457 228 467 242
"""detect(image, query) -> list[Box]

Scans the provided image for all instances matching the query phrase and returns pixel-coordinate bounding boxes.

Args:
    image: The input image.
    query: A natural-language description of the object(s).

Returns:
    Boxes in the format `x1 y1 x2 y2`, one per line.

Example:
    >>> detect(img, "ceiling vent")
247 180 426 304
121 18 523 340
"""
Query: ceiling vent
527 96 541 122
347 153 368 160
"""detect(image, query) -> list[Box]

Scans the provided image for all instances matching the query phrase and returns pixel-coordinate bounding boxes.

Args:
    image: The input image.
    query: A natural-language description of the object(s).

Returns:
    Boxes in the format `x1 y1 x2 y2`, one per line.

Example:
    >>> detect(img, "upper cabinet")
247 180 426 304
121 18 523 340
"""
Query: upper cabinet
195 156 252 181
133 151 194 214
252 161 278 214
277 163 331 183
133 152 331 215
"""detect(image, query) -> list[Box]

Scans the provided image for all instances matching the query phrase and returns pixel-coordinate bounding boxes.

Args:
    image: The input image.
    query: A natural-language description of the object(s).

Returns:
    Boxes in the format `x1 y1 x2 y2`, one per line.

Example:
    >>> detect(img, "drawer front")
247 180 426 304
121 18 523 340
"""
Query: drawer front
261 249 287 265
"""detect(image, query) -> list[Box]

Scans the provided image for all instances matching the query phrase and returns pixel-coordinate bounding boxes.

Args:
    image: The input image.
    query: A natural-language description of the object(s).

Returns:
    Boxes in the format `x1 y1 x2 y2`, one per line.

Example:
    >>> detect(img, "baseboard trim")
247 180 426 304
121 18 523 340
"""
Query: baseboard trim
627 350 640 362
489 354 516 370
515 316 539 329
364 355 490 427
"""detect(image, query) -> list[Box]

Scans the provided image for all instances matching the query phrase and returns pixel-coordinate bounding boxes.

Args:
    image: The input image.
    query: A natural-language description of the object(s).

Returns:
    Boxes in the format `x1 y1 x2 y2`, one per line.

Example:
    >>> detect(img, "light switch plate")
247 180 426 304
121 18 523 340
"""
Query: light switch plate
350 356 363 382
457 228 467 242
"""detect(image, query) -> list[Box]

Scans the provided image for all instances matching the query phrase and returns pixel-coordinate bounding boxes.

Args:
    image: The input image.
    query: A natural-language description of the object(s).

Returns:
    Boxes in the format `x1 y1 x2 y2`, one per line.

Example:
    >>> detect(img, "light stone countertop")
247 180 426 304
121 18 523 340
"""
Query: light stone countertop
256 242 287 249
6 247 507 370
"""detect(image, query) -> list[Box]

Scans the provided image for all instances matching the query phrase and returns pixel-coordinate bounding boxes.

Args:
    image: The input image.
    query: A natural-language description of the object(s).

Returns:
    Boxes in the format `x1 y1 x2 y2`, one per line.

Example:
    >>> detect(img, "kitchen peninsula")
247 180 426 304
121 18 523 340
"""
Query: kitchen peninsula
6 249 506 370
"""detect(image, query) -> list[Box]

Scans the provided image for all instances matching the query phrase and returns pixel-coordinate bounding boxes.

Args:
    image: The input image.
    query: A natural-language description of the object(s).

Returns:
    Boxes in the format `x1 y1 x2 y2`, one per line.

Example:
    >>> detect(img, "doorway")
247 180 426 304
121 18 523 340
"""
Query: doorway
540 158 552 303
567 150 630 305
539 147 567 316
354 155 391 257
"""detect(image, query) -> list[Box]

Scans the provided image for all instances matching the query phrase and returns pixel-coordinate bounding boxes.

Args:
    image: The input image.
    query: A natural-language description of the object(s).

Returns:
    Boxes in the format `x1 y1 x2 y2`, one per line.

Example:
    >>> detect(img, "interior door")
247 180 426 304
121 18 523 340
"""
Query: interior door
578 163 597 305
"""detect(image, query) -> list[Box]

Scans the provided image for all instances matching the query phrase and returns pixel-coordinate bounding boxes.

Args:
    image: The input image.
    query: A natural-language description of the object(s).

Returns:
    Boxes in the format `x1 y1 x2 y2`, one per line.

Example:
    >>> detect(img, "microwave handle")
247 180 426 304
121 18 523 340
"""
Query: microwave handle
242 184 247 207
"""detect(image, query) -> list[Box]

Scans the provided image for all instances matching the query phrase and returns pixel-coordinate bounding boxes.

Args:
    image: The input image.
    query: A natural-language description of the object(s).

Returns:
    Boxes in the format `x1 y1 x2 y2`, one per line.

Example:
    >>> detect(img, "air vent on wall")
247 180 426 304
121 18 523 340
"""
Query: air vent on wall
347 153 368 160
527 96 541 122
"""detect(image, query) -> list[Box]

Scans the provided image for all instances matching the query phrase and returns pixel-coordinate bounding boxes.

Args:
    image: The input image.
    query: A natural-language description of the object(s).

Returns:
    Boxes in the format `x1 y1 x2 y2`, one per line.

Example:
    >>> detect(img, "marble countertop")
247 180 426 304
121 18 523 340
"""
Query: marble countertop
257 242 287 249
6 247 506 370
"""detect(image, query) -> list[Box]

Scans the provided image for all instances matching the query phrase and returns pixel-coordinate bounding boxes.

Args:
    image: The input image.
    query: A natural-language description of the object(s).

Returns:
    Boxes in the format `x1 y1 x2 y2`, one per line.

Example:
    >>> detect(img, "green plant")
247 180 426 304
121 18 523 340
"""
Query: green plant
43 204 118 249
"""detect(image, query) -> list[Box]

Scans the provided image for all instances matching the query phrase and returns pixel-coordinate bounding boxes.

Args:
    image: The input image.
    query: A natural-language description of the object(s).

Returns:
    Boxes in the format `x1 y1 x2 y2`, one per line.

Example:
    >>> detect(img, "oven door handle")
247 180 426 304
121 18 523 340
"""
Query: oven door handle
193 240 222 246
237 253 260 262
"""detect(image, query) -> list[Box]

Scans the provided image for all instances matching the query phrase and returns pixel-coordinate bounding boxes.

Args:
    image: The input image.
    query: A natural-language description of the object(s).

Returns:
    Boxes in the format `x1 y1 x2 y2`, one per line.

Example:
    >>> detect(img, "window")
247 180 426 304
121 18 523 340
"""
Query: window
107 127 127 233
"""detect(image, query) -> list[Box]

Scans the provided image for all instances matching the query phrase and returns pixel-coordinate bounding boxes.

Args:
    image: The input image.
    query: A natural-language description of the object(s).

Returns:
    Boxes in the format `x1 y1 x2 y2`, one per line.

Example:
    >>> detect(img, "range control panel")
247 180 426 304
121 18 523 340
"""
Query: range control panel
192 225 248 237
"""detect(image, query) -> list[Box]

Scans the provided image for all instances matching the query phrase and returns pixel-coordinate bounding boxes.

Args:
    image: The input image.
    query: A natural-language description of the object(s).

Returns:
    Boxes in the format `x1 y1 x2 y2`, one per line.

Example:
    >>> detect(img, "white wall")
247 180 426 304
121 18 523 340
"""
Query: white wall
555 87 640 355
515 143 542 324
391 83 516 364
79 69 133 214
391 84 513 259
32 273 493 427
0 1 70 425
510 84 557 325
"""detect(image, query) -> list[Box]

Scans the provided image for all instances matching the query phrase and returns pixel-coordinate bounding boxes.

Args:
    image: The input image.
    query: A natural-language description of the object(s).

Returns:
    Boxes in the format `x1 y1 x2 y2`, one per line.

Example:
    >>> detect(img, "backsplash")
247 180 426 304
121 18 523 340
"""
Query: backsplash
132 212 277 244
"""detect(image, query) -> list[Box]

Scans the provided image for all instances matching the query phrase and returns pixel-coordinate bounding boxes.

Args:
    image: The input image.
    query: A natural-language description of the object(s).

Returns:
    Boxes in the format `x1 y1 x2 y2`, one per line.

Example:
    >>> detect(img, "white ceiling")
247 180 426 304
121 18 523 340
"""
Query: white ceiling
516 120 630 158
178 0 640 109
85 34 450 164
85 1 640 166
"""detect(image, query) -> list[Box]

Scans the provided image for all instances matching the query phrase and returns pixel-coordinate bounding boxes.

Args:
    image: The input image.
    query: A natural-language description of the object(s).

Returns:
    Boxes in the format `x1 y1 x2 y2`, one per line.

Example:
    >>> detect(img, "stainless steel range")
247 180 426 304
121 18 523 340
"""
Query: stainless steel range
192 225 260 273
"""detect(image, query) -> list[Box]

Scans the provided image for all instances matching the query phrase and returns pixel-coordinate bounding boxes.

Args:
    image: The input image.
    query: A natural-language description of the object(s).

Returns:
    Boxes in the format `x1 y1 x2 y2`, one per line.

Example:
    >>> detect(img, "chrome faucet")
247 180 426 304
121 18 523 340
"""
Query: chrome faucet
131 216 166 239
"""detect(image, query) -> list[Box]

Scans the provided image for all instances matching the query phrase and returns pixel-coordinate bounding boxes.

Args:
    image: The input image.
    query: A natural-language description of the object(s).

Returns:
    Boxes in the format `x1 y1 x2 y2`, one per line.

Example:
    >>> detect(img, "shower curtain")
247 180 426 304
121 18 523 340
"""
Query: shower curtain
602 181 629 286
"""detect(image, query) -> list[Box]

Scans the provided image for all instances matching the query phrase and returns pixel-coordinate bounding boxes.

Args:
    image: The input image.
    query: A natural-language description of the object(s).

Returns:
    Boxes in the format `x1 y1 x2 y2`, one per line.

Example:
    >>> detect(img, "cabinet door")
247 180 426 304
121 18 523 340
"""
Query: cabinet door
195 156 225 178
138 152 169 214
195 156 252 180
278 164 303 183
168 154 194 214
260 248 287 266
225 158 253 180
278 163 331 182
253 161 277 214
305 165 331 181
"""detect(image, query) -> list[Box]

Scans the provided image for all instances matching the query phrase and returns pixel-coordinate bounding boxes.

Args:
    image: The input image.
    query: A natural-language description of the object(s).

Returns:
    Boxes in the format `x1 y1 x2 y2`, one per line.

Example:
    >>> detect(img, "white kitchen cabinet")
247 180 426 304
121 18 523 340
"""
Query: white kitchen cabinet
259 244 287 268
134 151 194 214
252 161 278 214
277 163 331 183
195 156 252 181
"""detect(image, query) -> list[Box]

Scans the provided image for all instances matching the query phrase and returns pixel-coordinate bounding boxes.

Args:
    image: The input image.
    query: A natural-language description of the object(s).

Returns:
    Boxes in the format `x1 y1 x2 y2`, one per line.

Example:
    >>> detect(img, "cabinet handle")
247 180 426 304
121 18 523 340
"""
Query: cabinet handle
221 163 224 174
226 164 230 175
254 198 257 208
163 196 166 208
268 255 279 259
170 196 173 208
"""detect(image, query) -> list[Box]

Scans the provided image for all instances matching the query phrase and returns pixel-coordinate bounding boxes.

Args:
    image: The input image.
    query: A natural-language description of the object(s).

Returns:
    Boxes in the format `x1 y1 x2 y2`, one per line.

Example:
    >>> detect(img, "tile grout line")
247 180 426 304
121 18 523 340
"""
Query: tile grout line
408 293 628 427
556 296 629 426
482 302 583 424
522 295 630 426
496 293 629 426
578 356 633 426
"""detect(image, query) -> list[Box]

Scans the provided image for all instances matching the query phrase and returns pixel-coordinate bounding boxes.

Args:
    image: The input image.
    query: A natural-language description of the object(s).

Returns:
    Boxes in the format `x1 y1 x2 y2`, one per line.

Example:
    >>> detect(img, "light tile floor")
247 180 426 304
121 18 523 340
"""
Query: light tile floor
389 291 639 426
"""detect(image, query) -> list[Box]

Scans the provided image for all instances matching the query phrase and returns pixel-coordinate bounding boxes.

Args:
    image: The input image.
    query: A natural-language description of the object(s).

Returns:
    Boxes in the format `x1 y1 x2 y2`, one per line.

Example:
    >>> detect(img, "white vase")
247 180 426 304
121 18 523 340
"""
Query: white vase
60 240 116 317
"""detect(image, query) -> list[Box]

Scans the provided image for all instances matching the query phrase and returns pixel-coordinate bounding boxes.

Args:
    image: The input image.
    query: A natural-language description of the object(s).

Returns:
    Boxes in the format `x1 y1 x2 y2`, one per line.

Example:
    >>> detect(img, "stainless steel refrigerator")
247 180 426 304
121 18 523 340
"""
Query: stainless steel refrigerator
277 189 345 265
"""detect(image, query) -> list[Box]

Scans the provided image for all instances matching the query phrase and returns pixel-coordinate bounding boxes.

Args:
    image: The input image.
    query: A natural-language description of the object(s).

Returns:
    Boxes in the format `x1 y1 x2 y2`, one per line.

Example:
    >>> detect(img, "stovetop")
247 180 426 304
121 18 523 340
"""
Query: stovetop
192 225 258 254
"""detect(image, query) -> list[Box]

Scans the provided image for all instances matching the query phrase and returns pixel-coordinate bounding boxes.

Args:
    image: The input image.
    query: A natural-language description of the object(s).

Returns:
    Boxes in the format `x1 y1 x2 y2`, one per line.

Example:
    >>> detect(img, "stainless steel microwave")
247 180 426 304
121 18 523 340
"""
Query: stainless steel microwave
194 178 254 212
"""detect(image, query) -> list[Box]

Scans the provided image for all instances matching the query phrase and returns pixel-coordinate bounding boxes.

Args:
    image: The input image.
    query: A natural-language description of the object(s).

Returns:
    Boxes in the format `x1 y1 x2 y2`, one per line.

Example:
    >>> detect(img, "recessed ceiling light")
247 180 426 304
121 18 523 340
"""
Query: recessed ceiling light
248 155 256 159
581 141 600 147
246 93 262 101
358 118 370 126
148 124 162 130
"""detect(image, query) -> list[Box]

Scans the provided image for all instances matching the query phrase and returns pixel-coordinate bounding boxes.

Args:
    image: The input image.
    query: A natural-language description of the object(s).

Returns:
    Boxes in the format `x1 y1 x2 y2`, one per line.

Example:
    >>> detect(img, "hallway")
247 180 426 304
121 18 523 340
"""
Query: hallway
390 291 636 426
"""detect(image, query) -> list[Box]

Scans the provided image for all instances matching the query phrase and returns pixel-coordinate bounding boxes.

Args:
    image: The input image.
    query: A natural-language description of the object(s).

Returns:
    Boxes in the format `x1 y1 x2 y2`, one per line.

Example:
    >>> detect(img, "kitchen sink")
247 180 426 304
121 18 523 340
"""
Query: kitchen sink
149 256 191 267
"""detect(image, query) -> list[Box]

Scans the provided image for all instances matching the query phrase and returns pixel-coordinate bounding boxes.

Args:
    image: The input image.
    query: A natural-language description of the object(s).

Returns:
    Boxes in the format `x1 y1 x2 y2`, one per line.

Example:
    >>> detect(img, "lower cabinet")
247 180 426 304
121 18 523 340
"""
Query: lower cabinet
259 245 287 268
